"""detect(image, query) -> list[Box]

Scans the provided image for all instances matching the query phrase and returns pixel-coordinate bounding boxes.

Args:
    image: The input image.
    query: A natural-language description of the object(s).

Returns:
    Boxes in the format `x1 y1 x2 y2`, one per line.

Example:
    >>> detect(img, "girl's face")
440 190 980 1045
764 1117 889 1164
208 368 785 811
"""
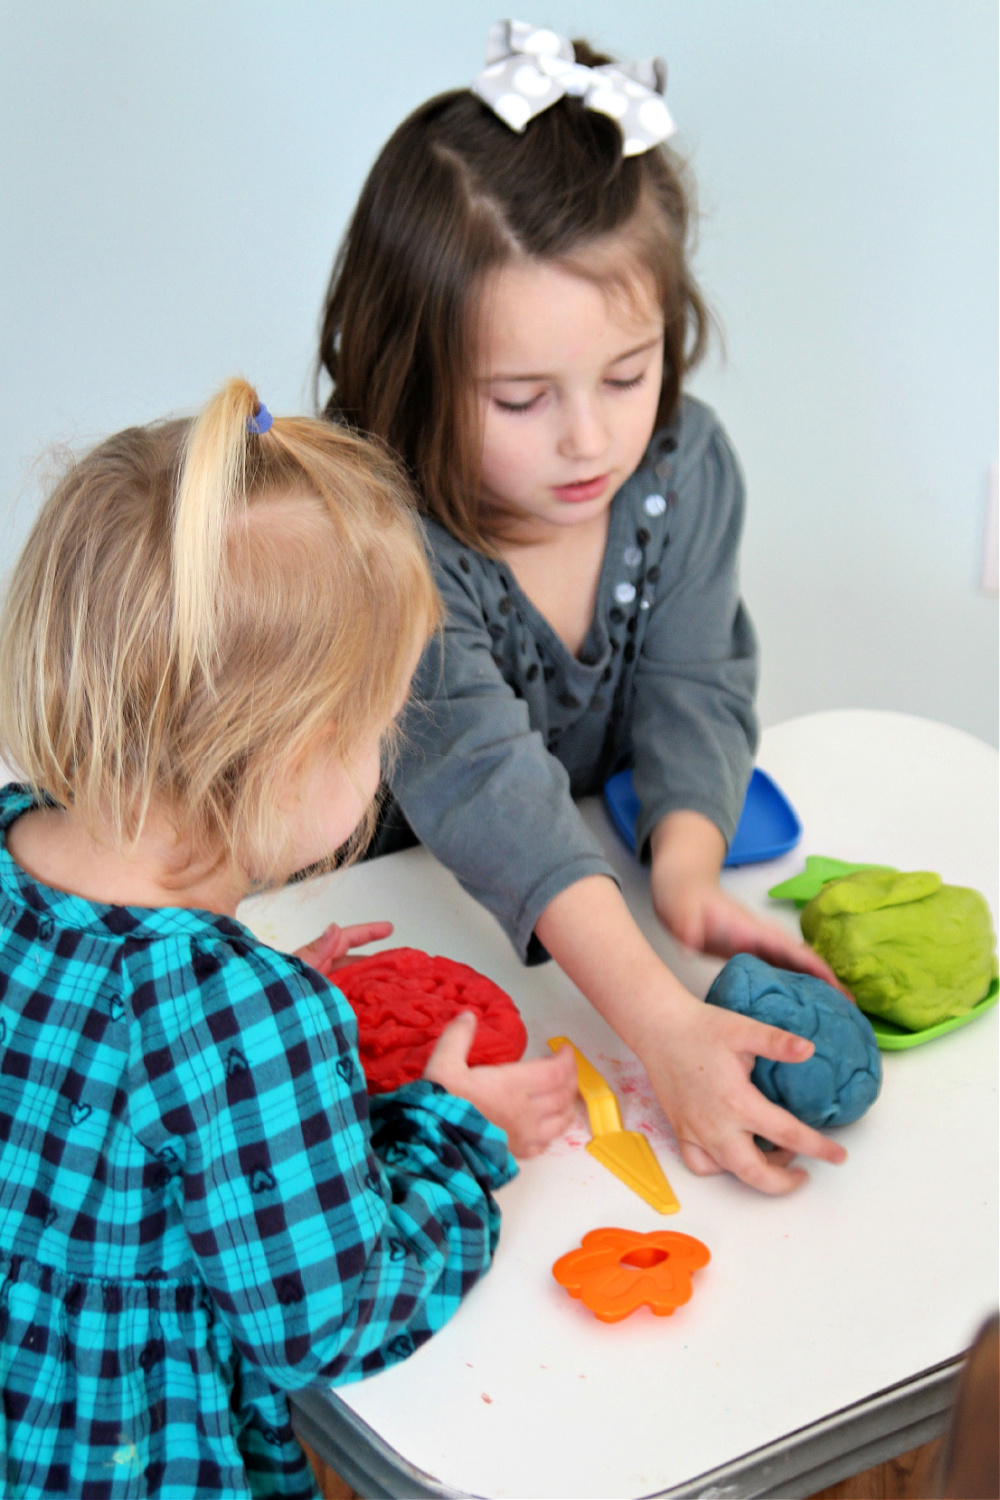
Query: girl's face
477 256 665 540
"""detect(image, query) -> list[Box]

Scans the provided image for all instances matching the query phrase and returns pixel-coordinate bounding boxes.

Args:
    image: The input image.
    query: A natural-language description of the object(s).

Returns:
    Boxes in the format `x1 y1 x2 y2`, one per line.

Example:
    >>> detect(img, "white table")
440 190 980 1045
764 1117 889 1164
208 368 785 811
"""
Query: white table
240 711 999 1499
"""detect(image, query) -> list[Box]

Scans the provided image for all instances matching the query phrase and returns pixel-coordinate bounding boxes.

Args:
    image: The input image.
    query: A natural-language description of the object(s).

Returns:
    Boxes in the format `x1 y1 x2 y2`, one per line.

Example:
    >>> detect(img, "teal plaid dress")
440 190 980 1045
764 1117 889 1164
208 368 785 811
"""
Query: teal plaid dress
0 786 516 1498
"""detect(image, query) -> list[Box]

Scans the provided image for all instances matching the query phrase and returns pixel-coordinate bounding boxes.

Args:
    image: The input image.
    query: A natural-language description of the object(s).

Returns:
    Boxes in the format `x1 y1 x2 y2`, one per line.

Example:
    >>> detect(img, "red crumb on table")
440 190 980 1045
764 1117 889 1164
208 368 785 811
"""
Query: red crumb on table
481 1393 493 1404
333 948 527 1093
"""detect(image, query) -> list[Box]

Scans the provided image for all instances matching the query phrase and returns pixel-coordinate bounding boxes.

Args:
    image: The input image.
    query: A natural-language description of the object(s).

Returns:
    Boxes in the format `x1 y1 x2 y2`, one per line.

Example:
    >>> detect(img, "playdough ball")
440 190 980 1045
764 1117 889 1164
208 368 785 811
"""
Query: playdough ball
705 954 881 1129
800 869 998 1030
333 947 527 1094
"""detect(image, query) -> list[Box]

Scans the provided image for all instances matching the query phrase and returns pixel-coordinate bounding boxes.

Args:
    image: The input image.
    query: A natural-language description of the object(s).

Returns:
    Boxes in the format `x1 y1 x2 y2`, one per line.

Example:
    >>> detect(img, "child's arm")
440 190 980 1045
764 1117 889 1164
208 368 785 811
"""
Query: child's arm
391 529 623 965
648 811 840 984
129 940 517 1390
628 413 842 984
534 875 848 1193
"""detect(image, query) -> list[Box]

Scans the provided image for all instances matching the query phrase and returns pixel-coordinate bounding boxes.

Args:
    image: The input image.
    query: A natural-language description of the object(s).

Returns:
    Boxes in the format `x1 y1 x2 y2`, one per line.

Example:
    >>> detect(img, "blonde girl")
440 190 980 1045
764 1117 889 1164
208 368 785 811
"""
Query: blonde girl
0 379 570 1499
318 24 848 1197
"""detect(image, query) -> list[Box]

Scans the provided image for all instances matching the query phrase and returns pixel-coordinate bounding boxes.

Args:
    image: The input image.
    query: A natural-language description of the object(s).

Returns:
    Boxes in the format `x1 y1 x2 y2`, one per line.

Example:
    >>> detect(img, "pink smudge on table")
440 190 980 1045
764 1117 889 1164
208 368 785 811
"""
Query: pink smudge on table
602 1055 679 1154
544 1054 680 1158
544 1102 590 1156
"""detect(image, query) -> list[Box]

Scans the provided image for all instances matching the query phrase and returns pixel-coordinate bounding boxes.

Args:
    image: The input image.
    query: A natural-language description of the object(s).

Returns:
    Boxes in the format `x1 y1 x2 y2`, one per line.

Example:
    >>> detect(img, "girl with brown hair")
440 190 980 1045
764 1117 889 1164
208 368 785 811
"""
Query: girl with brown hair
0 378 572 1498
319 23 848 1198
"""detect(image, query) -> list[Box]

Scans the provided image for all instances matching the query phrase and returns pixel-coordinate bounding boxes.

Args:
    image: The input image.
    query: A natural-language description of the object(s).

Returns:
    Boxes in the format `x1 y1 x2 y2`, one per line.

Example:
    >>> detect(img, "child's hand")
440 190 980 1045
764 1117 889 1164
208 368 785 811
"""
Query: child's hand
534 875 848 1195
294 920 394 976
651 872 843 989
423 1013 578 1159
635 993 848 1193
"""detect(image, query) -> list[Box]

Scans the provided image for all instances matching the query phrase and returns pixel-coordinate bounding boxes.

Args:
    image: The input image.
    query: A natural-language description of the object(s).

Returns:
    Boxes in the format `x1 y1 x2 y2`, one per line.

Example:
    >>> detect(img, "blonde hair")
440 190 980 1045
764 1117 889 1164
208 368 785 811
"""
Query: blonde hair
0 378 439 880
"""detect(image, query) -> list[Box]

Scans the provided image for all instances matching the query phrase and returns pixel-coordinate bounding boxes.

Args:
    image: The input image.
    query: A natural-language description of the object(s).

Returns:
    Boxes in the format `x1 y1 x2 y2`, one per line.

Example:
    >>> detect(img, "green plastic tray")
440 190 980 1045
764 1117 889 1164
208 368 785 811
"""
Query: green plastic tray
867 977 1000 1051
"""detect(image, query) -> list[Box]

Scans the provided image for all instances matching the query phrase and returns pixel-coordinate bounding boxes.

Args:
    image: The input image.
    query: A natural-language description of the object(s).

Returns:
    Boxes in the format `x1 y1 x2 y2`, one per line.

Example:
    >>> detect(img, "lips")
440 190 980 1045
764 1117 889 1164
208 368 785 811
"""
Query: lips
551 473 611 504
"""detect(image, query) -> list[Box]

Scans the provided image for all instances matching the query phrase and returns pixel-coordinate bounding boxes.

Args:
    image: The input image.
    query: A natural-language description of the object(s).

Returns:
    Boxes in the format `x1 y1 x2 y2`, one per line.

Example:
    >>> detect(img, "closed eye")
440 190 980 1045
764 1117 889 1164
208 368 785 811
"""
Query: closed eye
606 372 647 391
494 393 544 414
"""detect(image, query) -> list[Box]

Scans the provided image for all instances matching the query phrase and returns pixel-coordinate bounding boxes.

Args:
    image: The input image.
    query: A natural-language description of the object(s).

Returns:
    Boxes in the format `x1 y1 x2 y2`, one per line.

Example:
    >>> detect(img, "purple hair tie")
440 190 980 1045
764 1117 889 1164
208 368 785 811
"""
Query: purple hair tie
246 402 273 436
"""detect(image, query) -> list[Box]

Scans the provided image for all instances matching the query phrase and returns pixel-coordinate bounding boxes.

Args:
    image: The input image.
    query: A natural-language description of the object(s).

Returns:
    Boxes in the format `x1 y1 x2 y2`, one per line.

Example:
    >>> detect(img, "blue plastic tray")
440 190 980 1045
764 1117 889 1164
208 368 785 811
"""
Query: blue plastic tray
603 766 803 867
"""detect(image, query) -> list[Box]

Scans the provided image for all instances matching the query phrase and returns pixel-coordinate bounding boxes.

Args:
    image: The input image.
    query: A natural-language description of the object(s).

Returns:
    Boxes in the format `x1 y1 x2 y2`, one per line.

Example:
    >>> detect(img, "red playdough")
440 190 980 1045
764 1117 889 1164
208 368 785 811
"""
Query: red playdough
333 947 528 1094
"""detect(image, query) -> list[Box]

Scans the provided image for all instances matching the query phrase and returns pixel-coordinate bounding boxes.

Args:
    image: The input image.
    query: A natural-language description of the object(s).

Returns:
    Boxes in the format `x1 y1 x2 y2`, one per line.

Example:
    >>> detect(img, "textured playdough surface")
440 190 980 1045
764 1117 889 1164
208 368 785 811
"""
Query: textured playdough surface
705 954 881 1128
800 869 998 1030
333 947 528 1093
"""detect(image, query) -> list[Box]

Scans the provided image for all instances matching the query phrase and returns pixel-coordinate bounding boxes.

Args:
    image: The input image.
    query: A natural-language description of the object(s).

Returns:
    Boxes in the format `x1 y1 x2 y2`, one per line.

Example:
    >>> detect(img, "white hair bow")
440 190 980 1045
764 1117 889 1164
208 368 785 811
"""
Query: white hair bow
470 20 676 157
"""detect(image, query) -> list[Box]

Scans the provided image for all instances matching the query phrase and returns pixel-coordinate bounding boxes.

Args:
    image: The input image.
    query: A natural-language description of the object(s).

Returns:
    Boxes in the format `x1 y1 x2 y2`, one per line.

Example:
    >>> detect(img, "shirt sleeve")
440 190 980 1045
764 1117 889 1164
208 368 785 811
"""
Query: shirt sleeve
392 548 618 960
126 935 517 1389
631 416 759 856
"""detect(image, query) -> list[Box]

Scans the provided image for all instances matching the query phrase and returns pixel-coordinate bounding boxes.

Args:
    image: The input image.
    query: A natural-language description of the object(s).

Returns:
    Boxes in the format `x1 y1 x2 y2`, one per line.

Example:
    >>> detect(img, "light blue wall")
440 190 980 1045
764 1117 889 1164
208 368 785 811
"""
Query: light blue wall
2 1 997 742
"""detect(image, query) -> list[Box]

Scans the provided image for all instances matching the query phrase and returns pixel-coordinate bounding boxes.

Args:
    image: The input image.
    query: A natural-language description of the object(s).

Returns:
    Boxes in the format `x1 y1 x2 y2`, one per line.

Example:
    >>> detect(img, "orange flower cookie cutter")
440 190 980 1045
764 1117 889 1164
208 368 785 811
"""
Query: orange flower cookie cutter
552 1227 710 1324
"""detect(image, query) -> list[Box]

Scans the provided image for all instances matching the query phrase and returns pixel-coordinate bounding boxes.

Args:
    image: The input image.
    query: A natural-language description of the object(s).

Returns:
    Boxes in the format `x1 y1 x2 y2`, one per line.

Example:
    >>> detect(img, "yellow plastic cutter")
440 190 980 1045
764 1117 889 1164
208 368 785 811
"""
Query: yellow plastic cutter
548 1037 679 1214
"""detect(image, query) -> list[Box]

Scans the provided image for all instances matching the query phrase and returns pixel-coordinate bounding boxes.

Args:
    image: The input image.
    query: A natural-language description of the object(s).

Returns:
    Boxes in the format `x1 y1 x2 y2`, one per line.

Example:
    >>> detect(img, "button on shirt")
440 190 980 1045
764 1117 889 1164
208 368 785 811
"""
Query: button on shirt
392 396 759 961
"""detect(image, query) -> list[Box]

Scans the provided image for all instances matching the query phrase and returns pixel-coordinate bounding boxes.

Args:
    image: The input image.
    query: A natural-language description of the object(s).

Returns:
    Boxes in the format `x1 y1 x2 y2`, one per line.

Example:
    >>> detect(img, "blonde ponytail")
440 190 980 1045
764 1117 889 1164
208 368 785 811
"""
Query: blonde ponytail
0 382 439 880
172 377 259 689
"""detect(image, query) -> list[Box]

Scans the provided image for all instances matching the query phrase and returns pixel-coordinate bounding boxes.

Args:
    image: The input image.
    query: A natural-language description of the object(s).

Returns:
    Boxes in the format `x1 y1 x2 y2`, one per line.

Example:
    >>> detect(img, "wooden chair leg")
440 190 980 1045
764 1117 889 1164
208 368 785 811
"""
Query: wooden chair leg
807 1438 945 1499
811 1313 999 1499
940 1314 999 1500
301 1437 359 1500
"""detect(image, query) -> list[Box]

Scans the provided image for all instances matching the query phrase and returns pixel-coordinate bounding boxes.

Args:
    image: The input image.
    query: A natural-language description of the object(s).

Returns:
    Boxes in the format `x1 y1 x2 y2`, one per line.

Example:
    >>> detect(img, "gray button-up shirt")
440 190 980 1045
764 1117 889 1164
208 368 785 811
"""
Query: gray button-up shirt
391 395 759 960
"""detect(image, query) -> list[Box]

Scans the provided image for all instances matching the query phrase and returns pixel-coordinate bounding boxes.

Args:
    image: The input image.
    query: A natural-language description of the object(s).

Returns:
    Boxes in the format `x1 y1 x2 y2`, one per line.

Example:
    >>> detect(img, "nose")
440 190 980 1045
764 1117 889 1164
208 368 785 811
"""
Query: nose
558 394 610 464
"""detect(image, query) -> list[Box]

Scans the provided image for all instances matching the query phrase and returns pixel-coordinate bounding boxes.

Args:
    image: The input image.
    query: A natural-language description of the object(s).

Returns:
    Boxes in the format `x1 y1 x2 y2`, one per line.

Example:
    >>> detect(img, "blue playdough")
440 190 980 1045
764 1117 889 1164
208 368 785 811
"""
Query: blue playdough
705 954 882 1128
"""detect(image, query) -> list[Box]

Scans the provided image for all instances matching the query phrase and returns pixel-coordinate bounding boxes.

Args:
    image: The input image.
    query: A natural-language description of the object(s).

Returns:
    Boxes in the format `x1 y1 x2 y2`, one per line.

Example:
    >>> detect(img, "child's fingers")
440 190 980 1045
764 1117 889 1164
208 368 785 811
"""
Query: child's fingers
324 920 395 970
747 1095 848 1166
512 1100 579 1158
533 1047 578 1098
534 1088 578 1124
788 945 843 989
335 920 394 948
700 893 848 995
752 929 845 991
691 1116 812 1192
423 1011 478 1080
731 912 849 995
682 1128 809 1194
534 1094 579 1130
513 1137 552 1160
753 1145 798 1169
496 1047 576 1097
726 1012 816 1066
677 1139 725 1176
294 919 394 973
293 924 343 971
721 1135 810 1195
530 1104 578 1145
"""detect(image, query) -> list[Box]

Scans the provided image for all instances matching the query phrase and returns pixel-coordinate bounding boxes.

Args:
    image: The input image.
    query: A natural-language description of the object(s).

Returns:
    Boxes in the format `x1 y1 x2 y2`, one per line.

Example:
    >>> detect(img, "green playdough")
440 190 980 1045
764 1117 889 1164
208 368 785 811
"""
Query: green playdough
769 856 894 907
800 869 998 1030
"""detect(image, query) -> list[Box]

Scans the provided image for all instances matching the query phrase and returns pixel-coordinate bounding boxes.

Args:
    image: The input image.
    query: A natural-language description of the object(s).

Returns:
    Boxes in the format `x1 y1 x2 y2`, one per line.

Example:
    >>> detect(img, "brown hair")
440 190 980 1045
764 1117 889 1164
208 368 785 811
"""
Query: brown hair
318 40 709 552
0 378 439 881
